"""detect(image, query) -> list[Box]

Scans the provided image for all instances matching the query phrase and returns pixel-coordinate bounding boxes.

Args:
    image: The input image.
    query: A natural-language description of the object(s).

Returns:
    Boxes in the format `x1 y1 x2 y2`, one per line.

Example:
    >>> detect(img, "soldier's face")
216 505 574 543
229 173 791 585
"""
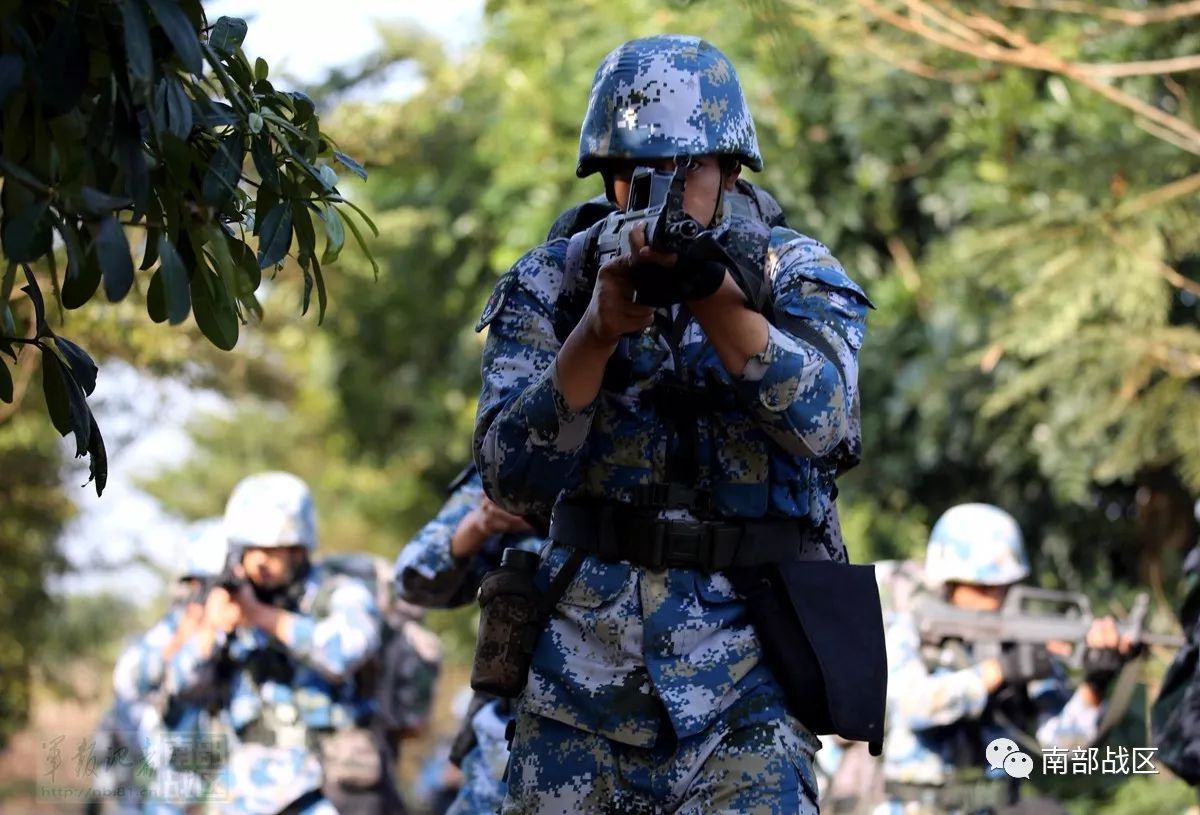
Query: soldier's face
241 545 306 589
948 581 1009 612
607 155 739 225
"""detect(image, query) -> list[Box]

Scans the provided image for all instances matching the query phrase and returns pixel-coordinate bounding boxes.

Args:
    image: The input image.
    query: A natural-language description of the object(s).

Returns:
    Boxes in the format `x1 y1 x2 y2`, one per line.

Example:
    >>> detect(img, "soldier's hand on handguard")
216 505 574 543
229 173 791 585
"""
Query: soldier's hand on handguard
1082 616 1136 689
584 249 656 346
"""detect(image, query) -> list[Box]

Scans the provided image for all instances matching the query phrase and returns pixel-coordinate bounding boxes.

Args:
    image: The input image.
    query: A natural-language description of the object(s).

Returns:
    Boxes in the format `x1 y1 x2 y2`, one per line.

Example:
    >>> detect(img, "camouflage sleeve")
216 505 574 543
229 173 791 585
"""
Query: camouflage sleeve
284 579 381 681
163 629 219 697
394 474 493 608
112 612 178 702
886 611 990 730
725 231 869 459
1031 676 1102 748
474 243 593 515
390 621 443 732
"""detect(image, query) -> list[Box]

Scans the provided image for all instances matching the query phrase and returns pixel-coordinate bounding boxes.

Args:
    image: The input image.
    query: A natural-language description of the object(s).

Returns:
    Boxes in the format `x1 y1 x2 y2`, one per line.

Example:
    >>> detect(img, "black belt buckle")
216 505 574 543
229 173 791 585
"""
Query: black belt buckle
662 518 705 571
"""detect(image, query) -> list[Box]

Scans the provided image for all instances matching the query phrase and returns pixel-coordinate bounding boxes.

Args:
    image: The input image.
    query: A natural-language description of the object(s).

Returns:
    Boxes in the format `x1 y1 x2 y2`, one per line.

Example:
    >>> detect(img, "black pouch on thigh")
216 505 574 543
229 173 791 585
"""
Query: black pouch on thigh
729 561 887 755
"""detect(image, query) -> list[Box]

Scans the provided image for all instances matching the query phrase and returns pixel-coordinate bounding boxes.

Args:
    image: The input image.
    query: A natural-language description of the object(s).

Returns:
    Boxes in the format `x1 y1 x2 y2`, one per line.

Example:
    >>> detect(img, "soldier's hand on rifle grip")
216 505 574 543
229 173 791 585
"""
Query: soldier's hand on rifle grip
1083 616 1134 689
205 585 243 634
585 252 655 346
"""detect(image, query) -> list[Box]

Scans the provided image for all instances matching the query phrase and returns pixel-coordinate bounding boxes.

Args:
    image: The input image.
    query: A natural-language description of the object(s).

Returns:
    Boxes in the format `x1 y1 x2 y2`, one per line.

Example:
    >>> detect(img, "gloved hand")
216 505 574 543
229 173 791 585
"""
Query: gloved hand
1082 646 1133 689
999 644 1055 686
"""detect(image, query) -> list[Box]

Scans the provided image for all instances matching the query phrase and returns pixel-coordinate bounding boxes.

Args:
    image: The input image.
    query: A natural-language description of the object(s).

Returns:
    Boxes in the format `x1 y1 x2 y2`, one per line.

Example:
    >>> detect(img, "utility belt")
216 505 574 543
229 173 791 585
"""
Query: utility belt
470 495 888 758
548 499 806 572
884 779 1012 813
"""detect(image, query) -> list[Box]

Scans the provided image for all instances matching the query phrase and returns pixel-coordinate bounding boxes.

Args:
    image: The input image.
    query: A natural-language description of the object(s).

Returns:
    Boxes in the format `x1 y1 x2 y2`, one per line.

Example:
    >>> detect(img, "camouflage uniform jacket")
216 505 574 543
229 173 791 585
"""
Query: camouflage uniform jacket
170 564 382 733
394 468 546 609
473 215 871 747
878 561 1102 786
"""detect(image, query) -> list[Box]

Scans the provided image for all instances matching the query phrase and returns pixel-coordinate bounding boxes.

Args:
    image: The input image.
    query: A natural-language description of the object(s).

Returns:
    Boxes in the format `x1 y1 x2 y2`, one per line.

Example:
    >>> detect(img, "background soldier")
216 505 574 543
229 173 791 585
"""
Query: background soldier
874 503 1132 814
473 35 871 814
395 464 542 815
170 471 390 815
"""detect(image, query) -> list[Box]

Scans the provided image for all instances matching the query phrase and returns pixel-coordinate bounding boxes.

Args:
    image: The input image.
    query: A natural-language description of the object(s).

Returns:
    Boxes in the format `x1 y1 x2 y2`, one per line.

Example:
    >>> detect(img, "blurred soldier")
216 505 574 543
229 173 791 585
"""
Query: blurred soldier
100 518 230 814
171 472 391 815
394 464 543 814
474 35 873 814
867 503 1131 815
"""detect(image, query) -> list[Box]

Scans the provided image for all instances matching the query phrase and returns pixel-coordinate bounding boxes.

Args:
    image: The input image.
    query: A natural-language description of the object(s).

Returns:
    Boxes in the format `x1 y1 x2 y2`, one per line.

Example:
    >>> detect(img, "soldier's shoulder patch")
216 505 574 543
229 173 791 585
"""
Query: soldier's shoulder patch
475 241 568 332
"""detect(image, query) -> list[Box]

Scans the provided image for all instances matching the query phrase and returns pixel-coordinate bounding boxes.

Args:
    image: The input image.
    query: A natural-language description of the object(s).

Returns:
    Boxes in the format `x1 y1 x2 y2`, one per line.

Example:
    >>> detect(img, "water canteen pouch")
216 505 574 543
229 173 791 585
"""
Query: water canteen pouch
471 547 588 698
731 560 887 755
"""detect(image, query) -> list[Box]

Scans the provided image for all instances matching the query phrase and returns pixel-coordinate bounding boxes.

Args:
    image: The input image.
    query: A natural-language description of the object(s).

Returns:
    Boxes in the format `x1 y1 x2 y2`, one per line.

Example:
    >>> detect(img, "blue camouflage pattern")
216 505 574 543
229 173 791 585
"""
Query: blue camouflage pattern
878 560 1101 811
502 694 820 814
473 207 868 815
925 503 1030 587
577 35 762 177
170 564 380 812
394 468 545 609
112 602 228 813
395 467 545 813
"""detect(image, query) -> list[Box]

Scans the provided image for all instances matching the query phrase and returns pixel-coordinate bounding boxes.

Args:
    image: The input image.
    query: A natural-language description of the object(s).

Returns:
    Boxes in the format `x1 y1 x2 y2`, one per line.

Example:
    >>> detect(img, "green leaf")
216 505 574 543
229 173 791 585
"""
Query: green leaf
257 203 292 268
61 244 100 309
250 134 279 190
0 301 15 337
318 164 338 190
292 201 316 263
335 196 379 237
86 412 107 495
311 255 327 324
208 16 248 55
156 77 194 142
118 0 153 95
94 217 134 302
0 53 25 109
254 57 269 82
140 228 161 271
41 347 92 456
201 133 245 206
253 183 279 236
158 236 191 325
0 358 11 403
3 200 51 263
41 348 72 438
248 111 263 134
339 204 379 279
227 235 261 295
333 151 367 181
79 187 133 216
190 269 239 350
85 414 107 491
146 0 203 75
146 269 167 323
301 267 312 316
60 217 85 278
53 336 97 396
321 205 345 264
20 265 46 336
290 91 315 125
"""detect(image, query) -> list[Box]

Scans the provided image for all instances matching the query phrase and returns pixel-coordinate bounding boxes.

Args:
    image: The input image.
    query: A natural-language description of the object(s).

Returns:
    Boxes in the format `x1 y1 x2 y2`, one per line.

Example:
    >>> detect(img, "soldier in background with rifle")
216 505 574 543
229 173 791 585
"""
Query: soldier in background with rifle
827 503 1144 815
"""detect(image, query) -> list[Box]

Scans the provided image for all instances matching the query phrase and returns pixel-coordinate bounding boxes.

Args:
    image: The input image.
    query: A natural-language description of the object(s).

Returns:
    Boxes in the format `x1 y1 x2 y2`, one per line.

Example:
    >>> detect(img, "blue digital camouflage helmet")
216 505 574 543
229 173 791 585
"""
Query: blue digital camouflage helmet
925 503 1030 587
576 35 762 178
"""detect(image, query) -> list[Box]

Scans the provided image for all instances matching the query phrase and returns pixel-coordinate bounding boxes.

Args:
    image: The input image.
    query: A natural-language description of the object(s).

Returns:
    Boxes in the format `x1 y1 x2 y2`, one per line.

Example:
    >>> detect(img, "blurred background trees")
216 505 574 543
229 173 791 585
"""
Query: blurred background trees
2 0 1199 809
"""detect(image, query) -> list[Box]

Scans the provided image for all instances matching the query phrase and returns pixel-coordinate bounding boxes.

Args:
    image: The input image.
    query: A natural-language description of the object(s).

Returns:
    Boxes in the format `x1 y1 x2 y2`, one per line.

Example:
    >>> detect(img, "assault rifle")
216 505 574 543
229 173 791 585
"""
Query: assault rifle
913 587 1185 669
595 163 703 272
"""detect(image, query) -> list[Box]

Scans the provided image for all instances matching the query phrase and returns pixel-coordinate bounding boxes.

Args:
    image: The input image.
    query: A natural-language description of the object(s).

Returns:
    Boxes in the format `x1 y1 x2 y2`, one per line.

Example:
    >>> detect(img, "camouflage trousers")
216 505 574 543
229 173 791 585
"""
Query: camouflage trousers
501 701 820 814
446 701 511 815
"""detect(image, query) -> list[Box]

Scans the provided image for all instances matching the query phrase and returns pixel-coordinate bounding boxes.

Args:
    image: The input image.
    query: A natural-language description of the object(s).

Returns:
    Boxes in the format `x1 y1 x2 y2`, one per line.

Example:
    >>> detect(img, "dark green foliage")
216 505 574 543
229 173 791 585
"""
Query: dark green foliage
0 0 372 493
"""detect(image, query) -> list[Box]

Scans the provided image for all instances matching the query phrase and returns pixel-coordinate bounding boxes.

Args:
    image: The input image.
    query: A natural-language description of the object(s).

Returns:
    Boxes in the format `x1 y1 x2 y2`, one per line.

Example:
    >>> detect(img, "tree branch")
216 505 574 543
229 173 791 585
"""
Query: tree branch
998 0 1200 26
1078 54 1200 78
0 313 42 424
